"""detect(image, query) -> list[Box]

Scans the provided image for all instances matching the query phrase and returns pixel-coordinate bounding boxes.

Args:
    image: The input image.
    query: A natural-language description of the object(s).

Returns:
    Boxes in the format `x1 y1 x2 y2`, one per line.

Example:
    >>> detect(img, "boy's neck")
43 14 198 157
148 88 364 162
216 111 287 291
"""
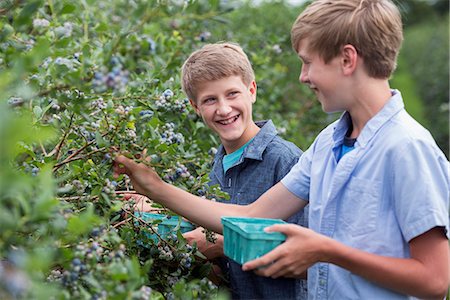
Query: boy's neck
222 121 260 154
346 79 392 139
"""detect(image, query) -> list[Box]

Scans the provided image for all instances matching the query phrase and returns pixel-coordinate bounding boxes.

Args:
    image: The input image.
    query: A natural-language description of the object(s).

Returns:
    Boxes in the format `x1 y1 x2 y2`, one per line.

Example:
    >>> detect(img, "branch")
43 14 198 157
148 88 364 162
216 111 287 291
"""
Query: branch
52 147 106 171
47 113 75 160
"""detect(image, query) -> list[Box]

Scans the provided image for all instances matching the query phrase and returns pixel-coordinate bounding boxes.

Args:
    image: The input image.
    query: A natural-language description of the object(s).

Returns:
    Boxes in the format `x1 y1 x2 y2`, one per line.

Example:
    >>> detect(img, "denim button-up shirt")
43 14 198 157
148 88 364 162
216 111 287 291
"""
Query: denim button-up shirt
210 120 308 299
282 90 450 299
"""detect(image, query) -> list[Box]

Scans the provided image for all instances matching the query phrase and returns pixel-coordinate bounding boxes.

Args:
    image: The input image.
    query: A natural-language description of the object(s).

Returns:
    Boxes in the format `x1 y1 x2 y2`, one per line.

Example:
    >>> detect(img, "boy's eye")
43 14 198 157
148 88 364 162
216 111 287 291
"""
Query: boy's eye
228 91 239 97
203 98 215 104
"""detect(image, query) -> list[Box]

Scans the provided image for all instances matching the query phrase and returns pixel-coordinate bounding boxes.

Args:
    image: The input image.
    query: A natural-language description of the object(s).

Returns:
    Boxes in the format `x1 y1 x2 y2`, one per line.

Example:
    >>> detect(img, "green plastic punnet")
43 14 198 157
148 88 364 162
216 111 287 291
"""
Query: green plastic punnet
221 216 287 265
135 212 195 242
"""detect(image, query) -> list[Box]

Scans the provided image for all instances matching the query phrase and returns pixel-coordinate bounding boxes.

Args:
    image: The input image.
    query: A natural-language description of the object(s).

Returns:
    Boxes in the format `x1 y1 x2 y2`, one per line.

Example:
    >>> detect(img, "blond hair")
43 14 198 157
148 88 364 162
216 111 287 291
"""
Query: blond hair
181 42 255 101
291 0 403 78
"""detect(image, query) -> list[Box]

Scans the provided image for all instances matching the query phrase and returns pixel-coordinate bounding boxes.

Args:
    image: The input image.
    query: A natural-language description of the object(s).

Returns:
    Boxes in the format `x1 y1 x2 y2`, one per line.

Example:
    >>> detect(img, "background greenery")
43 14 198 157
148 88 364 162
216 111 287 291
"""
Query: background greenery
0 0 448 299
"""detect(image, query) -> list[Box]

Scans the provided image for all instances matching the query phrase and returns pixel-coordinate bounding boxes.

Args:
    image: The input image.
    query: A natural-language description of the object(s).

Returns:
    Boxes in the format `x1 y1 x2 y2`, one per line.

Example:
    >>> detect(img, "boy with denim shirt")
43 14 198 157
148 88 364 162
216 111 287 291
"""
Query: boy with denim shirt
114 1 449 298
204 120 306 299
146 42 307 299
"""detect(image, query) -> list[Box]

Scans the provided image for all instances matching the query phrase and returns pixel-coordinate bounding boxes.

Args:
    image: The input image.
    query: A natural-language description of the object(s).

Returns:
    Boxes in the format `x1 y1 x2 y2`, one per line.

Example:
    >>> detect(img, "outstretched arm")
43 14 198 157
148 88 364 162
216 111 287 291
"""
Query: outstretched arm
243 225 449 299
113 155 307 233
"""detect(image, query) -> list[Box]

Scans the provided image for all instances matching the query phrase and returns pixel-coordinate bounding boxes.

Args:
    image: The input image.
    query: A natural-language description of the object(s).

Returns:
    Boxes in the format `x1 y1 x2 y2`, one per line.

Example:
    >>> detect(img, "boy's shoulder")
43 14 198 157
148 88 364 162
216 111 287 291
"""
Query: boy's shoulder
250 120 302 161
266 135 303 157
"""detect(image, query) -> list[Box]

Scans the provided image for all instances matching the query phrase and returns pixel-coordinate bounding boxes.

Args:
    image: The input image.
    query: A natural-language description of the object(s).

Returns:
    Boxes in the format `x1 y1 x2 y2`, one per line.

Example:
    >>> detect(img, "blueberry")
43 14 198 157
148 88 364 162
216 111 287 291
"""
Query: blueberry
139 110 154 119
72 258 81 266
163 89 174 99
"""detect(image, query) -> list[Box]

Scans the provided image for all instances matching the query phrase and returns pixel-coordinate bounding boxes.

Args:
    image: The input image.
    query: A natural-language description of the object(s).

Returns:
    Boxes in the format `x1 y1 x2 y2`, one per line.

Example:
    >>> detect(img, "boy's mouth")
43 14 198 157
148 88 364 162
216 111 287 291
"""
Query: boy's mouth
217 115 239 125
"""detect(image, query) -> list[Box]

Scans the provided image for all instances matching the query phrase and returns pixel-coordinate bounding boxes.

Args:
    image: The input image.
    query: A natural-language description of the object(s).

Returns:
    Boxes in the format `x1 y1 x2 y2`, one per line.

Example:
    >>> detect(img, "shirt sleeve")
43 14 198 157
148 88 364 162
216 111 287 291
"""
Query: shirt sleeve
281 142 314 202
393 138 450 241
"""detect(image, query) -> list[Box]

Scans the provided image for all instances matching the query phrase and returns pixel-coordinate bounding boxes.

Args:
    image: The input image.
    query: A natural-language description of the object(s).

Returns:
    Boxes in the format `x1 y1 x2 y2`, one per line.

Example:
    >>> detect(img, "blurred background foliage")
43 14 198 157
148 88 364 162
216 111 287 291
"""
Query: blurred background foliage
0 0 448 299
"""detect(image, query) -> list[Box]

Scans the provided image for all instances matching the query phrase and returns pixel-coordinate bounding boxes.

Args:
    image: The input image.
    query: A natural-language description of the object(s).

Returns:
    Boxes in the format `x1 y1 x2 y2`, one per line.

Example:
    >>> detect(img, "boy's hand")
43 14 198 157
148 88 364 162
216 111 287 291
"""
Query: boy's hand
113 155 164 199
183 227 224 260
120 193 154 212
242 224 329 278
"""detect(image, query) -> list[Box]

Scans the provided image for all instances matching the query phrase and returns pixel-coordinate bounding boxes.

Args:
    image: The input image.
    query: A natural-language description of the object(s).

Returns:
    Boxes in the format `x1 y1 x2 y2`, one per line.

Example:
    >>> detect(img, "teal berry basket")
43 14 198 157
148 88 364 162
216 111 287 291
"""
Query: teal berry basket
135 212 195 242
221 216 287 265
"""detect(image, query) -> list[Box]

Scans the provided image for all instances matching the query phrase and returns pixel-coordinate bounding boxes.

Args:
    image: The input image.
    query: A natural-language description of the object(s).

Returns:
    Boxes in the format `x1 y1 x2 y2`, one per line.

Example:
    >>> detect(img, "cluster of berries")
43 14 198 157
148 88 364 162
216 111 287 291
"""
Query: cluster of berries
91 98 107 110
102 179 118 194
159 122 184 145
155 89 189 113
163 163 192 183
139 110 154 120
157 245 174 261
32 18 50 29
54 22 73 38
92 65 129 94
47 227 153 298
115 105 133 115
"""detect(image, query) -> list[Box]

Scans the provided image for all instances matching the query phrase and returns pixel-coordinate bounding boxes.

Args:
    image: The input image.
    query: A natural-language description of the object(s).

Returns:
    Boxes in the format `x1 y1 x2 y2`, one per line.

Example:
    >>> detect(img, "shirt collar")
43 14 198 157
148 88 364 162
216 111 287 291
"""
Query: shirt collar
215 119 278 162
333 89 404 148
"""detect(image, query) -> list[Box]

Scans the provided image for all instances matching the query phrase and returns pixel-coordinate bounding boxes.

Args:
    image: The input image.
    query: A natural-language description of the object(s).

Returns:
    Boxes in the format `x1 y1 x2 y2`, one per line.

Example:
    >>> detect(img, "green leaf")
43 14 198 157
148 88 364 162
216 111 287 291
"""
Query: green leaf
60 3 77 14
66 204 99 237
33 105 43 119
95 131 109 148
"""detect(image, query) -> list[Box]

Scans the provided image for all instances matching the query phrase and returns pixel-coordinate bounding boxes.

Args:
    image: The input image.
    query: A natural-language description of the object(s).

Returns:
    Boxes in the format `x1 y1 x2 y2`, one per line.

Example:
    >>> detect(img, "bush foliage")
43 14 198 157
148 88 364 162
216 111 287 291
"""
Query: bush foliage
0 1 322 299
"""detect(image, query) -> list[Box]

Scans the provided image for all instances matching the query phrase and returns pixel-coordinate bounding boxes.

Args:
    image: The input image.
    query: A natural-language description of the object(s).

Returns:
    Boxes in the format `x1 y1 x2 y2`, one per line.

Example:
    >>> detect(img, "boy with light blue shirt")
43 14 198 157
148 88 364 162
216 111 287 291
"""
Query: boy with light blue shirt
114 1 449 298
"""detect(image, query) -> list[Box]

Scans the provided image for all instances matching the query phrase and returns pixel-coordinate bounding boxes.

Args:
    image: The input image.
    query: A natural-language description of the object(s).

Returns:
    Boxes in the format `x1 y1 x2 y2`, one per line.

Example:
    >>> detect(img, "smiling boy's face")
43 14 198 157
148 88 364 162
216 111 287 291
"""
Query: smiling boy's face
297 38 351 114
190 75 260 153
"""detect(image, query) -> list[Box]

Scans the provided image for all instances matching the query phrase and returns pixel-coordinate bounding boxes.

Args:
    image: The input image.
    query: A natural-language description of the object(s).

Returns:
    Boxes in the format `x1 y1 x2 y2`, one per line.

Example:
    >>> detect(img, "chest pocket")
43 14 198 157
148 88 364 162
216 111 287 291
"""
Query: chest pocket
233 174 274 205
340 176 381 237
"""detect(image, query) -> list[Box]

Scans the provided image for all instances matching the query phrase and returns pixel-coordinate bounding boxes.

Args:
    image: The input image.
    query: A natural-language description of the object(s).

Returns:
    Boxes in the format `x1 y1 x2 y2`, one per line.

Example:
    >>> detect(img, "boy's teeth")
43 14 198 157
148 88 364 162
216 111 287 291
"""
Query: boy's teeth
219 115 238 125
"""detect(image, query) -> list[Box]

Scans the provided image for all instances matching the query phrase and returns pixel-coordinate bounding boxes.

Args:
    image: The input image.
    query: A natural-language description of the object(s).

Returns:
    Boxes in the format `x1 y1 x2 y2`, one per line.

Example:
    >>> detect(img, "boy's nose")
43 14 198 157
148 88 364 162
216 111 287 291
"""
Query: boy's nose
299 70 309 84
216 100 232 115
299 64 310 84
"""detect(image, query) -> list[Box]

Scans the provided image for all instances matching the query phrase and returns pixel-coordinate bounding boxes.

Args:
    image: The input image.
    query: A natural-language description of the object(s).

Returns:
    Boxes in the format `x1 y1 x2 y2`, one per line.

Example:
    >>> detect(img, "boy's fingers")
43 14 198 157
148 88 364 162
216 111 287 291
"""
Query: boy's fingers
265 224 304 238
265 224 291 233
115 155 132 167
242 246 283 272
113 155 134 176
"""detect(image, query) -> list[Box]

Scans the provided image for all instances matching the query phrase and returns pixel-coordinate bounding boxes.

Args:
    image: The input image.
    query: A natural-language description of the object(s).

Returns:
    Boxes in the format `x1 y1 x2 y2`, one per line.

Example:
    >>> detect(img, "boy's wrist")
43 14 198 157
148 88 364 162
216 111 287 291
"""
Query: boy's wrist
317 234 340 264
147 180 172 204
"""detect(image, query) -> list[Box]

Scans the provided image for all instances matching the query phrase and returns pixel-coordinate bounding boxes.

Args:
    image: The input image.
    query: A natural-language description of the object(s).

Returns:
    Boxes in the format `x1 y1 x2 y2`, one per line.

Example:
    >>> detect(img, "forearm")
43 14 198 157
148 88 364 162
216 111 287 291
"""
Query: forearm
114 156 306 232
323 229 449 299
149 181 247 233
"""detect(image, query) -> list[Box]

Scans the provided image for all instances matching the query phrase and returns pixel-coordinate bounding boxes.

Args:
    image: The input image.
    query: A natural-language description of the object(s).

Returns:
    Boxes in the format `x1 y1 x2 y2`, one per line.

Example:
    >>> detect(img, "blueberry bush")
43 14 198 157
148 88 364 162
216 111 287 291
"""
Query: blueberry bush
0 1 321 299
1 0 446 299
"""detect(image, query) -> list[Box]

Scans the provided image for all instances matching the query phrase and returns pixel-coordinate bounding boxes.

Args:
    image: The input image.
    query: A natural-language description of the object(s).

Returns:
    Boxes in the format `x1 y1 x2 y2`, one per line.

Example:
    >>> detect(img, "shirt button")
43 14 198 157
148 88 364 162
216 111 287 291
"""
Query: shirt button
319 279 326 286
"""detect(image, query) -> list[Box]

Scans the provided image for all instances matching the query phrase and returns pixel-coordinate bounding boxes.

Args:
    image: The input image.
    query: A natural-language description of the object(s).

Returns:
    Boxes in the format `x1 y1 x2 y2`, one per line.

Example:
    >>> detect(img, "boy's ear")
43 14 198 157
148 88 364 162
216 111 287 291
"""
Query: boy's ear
341 44 358 76
189 98 200 114
249 80 257 103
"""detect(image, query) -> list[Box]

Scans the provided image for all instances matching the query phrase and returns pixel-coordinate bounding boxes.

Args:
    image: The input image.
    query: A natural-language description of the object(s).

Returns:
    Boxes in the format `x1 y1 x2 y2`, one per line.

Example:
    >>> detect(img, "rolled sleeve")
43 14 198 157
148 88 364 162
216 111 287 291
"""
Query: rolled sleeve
281 146 313 202
393 139 450 241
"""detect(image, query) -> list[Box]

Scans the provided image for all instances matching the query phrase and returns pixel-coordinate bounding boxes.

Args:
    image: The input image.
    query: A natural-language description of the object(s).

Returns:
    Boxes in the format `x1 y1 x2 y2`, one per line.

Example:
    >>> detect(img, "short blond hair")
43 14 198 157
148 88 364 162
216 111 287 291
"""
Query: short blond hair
291 0 403 78
181 42 255 101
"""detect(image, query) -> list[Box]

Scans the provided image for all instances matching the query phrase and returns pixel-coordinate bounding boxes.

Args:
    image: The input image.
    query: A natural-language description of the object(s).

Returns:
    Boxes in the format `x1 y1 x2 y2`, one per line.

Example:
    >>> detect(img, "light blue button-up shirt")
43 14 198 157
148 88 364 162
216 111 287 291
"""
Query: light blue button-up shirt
282 90 450 299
